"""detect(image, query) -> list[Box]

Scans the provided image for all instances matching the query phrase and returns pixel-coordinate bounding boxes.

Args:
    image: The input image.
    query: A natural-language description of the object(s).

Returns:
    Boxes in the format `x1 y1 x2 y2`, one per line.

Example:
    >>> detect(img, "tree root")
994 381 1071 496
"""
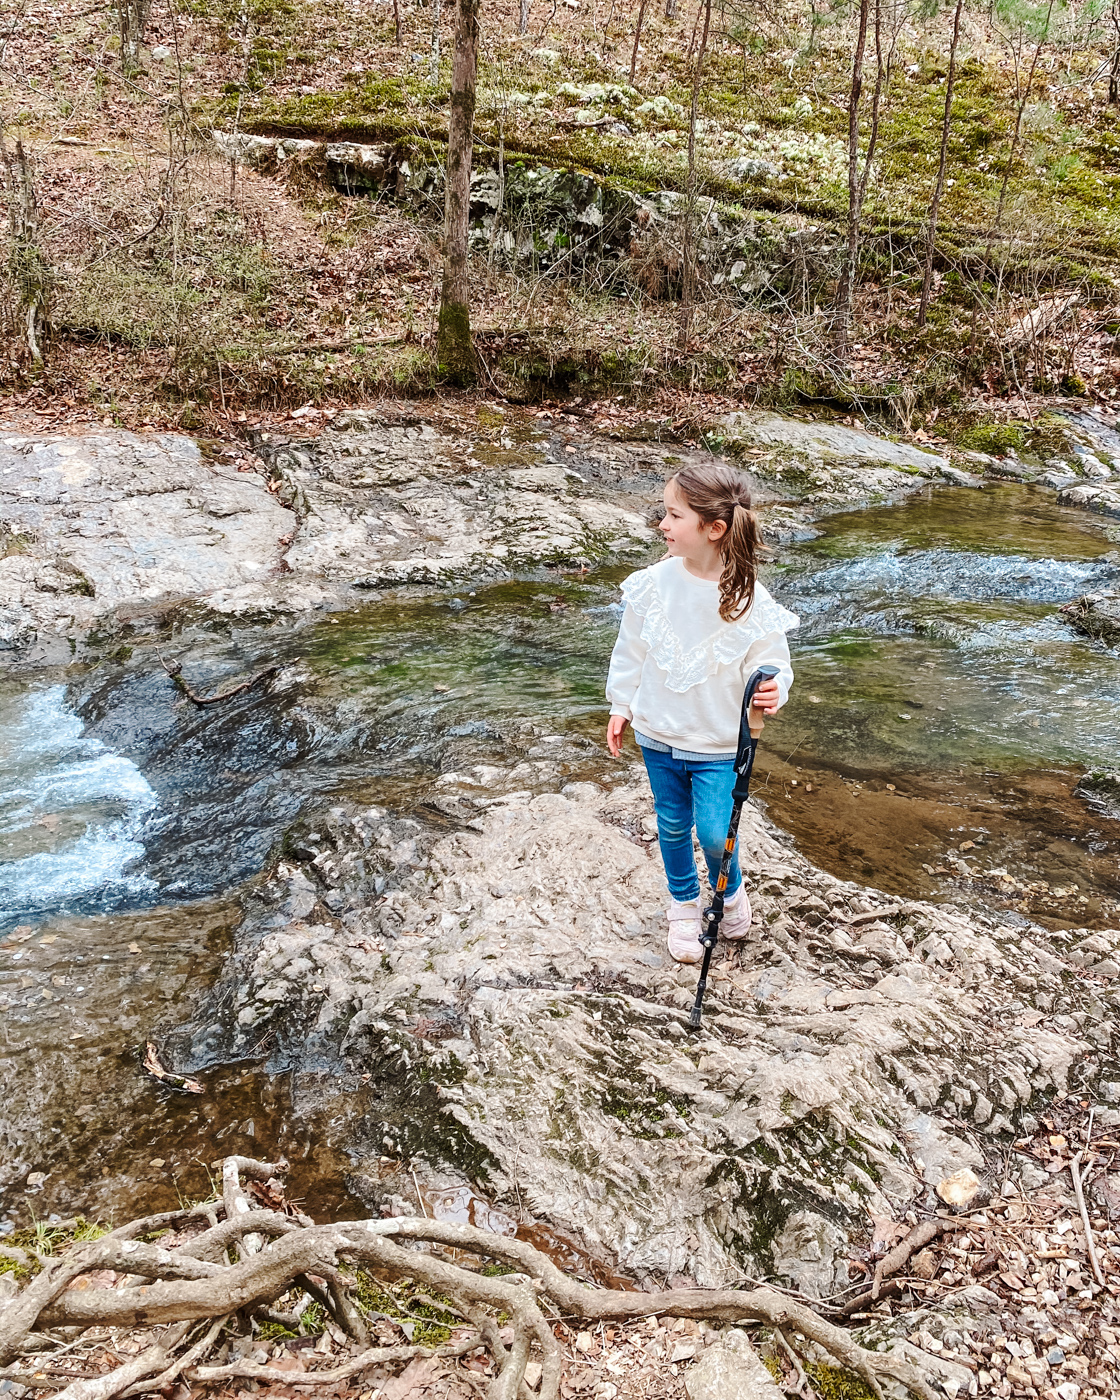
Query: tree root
0 1153 944 1400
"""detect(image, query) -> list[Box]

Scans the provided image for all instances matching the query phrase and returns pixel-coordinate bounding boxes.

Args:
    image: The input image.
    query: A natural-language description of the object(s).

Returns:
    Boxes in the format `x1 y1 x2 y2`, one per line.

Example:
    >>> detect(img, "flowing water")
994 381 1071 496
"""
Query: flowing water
2 477 1119 1229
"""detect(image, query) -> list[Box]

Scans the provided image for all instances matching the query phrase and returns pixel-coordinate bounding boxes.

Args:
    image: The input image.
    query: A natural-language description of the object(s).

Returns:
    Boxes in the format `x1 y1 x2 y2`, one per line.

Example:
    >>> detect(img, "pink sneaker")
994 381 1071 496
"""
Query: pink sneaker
666 899 703 963
721 886 752 940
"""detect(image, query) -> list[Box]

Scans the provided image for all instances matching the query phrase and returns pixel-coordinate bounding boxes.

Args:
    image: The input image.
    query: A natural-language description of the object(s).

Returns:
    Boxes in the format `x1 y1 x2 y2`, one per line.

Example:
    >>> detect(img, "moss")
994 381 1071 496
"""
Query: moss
806 1362 878 1400
957 421 1027 455
352 1273 458 1346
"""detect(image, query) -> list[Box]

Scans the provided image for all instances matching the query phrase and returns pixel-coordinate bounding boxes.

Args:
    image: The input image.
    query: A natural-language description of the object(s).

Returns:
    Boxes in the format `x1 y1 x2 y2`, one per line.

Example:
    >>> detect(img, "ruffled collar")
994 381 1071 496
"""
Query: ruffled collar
621 557 798 693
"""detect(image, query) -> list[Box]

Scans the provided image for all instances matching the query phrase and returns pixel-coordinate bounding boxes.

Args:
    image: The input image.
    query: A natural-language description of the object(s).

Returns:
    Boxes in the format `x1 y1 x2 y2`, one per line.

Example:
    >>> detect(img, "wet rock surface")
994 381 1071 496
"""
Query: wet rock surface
170 775 1119 1293
1062 587 1120 644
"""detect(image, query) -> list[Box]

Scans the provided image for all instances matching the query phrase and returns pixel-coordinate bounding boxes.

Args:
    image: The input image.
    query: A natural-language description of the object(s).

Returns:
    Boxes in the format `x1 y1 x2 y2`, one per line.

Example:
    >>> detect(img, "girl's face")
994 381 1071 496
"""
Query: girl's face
659 479 725 561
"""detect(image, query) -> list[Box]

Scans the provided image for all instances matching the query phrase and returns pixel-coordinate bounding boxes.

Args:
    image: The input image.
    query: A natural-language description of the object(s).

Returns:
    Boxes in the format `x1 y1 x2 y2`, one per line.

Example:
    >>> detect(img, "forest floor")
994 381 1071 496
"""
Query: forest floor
3 0 1120 425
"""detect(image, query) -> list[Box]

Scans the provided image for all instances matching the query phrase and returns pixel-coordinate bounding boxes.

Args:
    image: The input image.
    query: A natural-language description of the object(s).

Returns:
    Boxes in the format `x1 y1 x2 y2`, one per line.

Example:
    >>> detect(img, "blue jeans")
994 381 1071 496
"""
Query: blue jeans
640 746 742 904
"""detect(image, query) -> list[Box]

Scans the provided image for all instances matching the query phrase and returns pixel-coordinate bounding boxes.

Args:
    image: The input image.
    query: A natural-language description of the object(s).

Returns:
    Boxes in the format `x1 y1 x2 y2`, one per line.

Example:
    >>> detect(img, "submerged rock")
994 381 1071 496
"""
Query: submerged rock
1061 588 1120 645
177 778 1111 1293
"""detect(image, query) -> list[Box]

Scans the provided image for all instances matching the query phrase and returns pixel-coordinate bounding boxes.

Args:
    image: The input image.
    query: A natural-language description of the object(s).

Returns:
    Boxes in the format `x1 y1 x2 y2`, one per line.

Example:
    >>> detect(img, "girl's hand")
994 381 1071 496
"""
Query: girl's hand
606 715 630 757
752 677 782 716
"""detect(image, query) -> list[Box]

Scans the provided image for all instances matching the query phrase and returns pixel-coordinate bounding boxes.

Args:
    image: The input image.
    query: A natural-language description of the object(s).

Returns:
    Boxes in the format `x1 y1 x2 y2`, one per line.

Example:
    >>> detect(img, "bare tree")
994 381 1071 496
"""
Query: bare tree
995 0 1055 227
678 0 712 350
436 0 481 385
630 0 650 82
834 0 885 356
118 0 151 75
918 0 964 328
1109 0 1120 103
519 0 531 34
1 133 49 366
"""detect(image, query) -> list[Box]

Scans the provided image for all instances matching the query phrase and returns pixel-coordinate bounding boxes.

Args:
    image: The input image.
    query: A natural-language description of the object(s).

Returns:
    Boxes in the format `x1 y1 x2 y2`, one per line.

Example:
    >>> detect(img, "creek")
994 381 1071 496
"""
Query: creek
2 475 1119 1233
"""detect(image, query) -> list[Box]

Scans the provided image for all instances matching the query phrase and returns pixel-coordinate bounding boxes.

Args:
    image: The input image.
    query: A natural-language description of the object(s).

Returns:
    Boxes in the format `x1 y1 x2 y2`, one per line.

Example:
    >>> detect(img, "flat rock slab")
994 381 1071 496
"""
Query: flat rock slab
724 412 948 474
1058 483 1120 519
188 778 1108 1293
0 430 294 650
249 411 656 589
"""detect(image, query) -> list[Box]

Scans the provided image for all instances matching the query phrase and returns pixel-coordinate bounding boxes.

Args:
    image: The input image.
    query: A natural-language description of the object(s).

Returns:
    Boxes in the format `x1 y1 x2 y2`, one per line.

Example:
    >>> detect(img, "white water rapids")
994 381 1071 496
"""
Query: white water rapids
0 686 157 925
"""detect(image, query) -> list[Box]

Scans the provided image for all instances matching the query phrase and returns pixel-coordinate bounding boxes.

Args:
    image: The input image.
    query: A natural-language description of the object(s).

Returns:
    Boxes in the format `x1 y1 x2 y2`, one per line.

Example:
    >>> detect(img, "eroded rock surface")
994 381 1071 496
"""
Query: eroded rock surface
247 411 656 589
0 430 294 651
720 412 950 510
0 415 660 653
175 775 1118 1294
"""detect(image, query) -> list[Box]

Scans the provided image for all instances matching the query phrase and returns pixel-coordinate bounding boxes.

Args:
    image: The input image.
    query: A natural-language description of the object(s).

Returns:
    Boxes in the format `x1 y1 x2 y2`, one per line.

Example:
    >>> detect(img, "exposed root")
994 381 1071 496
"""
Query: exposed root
0 1152 945 1400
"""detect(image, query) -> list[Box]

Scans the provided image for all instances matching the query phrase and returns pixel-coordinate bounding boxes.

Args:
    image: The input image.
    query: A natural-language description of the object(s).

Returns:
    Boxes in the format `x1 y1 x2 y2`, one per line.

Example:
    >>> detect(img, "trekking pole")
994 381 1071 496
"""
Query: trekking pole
688 663 781 1030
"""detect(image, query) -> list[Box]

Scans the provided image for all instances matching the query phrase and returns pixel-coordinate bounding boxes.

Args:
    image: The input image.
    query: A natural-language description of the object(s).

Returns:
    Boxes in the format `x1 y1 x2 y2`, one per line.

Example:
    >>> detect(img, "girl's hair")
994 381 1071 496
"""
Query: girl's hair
669 463 764 622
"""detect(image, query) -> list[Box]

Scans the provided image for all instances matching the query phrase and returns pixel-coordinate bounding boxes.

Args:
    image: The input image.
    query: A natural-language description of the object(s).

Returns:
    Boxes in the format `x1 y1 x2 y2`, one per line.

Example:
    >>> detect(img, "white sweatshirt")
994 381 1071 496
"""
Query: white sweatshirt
606 556 798 756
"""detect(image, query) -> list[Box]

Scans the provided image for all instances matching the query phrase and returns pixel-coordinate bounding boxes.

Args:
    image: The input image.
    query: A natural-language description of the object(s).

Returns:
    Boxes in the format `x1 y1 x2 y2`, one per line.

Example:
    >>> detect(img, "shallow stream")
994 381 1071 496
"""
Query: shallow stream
2 476 1119 1229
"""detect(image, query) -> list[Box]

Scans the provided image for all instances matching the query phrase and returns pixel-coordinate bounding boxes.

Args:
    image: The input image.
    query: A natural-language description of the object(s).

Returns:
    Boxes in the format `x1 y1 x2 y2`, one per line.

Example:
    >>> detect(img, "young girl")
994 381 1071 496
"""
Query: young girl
605 462 797 964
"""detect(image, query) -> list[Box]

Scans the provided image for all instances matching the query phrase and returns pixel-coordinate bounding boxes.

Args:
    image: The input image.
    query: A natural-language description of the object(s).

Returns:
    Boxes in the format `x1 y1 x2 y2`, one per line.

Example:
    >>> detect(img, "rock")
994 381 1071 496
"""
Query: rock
724 412 948 476
1057 483 1120 518
936 1167 982 1208
179 781 1094 1290
684 1329 783 1400
939 464 984 489
1074 770 1120 821
0 430 294 653
1061 590 1120 645
250 416 656 589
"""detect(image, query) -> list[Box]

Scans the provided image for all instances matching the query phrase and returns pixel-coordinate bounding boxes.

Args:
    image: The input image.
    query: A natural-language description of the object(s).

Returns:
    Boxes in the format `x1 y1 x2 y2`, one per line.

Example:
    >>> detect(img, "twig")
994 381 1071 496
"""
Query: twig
775 1327 813 1398
1070 1153 1106 1286
49 1321 192 1400
119 1314 228 1398
158 655 286 707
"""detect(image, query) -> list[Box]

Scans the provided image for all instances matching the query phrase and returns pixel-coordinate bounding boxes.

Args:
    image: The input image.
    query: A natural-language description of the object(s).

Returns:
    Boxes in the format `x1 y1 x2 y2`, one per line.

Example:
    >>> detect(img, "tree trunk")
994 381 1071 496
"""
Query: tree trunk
917 0 963 328
664 0 676 16
519 0 531 34
118 0 150 76
996 0 1054 227
677 0 711 351
393 0 402 44
630 0 649 84
430 0 442 82
2 137 49 366
436 0 480 387
834 0 870 357
1109 0 1120 104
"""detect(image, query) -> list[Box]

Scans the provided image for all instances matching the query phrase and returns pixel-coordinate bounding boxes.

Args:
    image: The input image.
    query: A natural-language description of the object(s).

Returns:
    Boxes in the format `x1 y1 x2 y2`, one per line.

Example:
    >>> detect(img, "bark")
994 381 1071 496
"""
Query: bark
677 0 711 351
436 0 480 387
917 0 964 329
665 0 677 15
834 0 871 357
1109 0 1120 104
1 137 49 366
519 0 531 34
117 0 151 76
